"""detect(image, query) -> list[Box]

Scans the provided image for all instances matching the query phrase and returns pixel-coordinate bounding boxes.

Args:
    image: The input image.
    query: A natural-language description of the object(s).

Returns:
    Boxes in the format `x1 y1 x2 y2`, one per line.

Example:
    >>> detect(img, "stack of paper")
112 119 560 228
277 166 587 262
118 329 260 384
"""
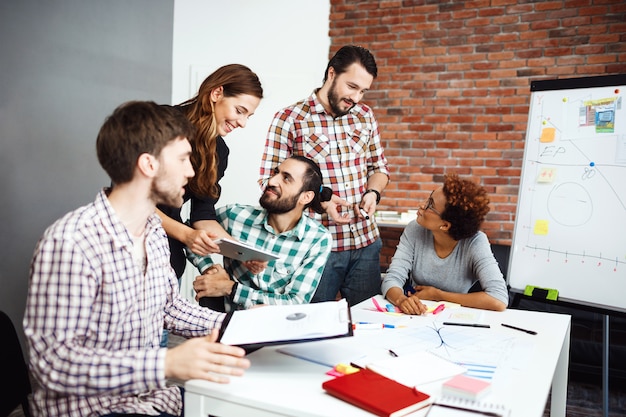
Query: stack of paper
366 351 466 387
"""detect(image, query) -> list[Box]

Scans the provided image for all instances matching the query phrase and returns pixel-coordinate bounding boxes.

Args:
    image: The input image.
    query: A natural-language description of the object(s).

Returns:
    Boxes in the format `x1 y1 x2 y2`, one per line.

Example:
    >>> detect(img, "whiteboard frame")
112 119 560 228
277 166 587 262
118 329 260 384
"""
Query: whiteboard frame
508 74 626 314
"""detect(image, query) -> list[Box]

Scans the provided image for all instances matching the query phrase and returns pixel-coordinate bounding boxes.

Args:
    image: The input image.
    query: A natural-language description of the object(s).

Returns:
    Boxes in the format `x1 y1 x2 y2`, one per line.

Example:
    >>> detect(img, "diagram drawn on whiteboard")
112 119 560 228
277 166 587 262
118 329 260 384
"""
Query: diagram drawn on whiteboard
509 78 626 311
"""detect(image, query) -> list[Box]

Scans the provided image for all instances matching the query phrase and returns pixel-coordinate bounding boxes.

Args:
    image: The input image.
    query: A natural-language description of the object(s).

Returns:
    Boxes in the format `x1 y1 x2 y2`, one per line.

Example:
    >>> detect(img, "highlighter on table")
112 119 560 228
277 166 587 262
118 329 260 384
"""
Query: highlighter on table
371 297 386 312
432 304 445 315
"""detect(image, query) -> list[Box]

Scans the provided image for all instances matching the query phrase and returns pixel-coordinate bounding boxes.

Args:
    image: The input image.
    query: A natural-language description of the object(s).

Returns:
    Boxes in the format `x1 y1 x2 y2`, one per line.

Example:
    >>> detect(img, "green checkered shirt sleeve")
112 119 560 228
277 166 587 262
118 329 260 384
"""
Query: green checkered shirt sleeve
185 248 214 274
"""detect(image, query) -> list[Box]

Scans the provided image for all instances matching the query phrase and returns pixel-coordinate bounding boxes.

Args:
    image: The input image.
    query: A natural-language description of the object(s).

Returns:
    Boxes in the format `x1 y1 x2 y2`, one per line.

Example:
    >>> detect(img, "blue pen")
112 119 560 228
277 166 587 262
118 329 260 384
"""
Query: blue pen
357 321 403 329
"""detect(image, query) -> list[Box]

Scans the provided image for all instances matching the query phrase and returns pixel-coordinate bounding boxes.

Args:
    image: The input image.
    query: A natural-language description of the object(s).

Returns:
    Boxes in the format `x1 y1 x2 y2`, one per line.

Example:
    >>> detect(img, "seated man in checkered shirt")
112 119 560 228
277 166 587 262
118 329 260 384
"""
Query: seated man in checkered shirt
187 156 333 312
24 101 250 417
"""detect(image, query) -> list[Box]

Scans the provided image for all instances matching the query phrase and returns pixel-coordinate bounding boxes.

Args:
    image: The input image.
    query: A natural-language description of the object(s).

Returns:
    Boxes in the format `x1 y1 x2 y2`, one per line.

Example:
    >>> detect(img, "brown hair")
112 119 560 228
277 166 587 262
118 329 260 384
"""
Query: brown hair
96 101 195 185
324 45 378 82
441 173 491 241
180 64 263 198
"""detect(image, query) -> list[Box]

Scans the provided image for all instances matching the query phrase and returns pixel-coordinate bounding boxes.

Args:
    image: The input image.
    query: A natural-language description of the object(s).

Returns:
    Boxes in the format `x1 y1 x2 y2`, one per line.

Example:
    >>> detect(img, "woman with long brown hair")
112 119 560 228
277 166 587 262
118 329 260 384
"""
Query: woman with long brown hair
158 64 263 283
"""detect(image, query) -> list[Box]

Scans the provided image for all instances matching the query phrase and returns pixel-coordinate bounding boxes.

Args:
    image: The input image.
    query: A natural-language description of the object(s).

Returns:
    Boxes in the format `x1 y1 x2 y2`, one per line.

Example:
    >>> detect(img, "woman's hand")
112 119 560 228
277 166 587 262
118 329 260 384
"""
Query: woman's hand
413 285 442 301
397 294 428 315
386 287 428 315
185 229 220 256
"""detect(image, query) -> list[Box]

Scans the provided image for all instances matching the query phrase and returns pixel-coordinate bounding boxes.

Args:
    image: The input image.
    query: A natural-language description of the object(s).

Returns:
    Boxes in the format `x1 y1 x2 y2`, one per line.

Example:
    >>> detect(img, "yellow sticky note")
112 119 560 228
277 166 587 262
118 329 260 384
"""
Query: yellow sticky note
540 127 556 143
335 363 360 375
537 167 556 183
534 220 549 235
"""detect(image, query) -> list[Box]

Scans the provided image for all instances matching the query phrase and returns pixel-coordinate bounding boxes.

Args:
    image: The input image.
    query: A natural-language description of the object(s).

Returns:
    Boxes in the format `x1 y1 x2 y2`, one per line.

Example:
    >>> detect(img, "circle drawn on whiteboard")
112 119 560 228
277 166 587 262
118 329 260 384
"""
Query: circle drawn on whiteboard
286 312 306 321
547 182 593 226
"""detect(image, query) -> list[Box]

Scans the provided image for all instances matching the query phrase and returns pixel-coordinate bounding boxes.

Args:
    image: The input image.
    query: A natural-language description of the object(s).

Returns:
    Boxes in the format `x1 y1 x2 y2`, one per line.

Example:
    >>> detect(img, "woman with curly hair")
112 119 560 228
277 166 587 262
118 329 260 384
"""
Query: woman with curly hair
157 64 263 280
382 173 509 313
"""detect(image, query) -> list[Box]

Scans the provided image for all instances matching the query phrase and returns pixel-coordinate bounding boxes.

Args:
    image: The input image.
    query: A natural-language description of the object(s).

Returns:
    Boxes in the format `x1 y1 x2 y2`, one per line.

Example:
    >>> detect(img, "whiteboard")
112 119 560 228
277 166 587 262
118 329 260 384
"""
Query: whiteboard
508 75 626 313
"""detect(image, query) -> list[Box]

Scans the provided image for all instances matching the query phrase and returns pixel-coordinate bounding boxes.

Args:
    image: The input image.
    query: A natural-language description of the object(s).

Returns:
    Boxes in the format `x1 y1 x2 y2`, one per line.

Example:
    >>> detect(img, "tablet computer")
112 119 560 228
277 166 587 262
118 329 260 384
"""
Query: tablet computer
213 238 280 262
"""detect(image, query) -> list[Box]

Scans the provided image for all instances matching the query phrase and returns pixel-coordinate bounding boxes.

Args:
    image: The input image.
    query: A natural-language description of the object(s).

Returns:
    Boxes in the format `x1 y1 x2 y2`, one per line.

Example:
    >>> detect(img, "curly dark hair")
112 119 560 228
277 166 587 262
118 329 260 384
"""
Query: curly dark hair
440 173 490 241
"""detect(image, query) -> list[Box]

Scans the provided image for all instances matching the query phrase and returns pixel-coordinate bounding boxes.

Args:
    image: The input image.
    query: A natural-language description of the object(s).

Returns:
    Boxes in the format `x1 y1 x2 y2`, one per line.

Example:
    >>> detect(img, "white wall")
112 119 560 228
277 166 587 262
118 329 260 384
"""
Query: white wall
172 0 331 206
172 0 330 300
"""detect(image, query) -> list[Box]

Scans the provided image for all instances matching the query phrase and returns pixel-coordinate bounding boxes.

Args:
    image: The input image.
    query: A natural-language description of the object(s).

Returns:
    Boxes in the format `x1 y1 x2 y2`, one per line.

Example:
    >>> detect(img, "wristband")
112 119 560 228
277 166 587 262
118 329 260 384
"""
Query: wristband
229 282 238 300
363 189 381 204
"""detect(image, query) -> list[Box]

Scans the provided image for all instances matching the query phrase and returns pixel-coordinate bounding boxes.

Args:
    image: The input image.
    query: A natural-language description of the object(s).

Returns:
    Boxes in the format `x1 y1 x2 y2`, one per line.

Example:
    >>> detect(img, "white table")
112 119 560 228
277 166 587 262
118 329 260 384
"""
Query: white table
185 300 570 417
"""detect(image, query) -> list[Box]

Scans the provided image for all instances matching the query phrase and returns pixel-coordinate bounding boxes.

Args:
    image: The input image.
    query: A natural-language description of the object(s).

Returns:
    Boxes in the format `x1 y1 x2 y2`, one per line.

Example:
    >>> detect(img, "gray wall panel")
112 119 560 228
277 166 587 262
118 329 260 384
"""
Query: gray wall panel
0 0 174 350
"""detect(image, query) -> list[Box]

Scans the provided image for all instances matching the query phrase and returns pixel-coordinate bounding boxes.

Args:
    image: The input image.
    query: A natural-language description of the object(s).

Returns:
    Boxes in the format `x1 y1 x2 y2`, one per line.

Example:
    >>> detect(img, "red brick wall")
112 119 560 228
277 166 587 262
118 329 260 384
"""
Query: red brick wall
329 0 626 257
379 225 404 271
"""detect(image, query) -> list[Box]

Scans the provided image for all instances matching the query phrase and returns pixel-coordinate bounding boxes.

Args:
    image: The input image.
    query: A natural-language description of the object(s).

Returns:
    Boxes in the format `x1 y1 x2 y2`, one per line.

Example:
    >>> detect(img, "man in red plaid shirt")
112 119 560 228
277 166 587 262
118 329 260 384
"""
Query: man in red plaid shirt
260 45 390 306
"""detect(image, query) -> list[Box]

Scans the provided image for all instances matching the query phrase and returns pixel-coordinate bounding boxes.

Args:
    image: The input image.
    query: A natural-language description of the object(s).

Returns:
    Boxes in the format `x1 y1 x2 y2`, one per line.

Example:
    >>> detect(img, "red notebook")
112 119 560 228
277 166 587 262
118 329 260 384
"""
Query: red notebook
322 368 432 417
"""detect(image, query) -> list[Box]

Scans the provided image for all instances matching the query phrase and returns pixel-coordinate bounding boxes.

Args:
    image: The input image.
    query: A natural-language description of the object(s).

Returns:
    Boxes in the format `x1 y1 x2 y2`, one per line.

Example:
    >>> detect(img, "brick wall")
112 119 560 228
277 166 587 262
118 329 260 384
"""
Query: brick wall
379 225 404 271
328 0 626 258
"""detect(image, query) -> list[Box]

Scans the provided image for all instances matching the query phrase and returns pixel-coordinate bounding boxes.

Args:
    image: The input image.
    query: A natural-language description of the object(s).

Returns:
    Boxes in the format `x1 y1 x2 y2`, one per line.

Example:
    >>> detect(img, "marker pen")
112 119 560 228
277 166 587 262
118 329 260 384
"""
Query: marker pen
501 323 537 335
371 297 385 312
352 323 383 330
432 304 445 315
359 208 369 220
356 321 404 329
443 322 490 328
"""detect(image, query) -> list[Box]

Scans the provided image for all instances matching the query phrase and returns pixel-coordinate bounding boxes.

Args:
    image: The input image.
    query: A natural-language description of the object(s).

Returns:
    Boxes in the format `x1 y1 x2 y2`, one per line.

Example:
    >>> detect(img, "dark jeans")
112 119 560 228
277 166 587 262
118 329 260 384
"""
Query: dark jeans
312 238 383 306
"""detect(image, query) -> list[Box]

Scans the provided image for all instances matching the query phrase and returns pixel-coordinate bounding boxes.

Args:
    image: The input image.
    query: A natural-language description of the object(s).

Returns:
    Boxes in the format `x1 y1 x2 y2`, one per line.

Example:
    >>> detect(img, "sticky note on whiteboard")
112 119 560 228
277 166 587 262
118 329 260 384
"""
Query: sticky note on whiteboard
537 167 556 183
533 219 549 235
540 127 556 143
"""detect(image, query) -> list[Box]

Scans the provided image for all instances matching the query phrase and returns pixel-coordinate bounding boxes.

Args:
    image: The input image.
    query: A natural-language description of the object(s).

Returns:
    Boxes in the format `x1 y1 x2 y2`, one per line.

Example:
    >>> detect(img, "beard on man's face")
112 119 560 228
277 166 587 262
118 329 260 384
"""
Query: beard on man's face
150 172 185 208
327 79 355 117
259 186 300 214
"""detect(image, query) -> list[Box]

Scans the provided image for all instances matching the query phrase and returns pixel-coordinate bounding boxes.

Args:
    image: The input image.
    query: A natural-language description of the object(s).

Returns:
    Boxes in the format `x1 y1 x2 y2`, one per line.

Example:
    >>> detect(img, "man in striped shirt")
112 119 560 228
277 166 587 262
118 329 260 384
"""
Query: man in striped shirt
23 101 250 417
259 45 390 306
188 156 332 312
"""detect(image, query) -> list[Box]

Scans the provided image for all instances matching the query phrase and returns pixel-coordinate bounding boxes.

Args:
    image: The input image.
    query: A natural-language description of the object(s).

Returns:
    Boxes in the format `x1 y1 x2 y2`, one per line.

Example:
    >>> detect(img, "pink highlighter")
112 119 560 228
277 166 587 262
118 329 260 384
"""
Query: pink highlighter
371 297 386 312
432 304 446 315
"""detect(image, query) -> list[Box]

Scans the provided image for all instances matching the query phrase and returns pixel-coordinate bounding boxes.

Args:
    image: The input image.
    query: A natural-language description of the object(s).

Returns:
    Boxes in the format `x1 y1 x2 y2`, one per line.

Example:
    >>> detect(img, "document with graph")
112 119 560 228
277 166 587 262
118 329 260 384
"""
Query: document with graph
217 299 352 348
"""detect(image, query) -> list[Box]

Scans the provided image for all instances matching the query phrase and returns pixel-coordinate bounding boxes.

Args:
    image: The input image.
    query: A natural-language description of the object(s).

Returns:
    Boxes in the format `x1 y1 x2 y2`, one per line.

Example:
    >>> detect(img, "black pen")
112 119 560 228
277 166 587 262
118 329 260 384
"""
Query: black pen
442 322 490 328
501 323 537 335
433 403 502 417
